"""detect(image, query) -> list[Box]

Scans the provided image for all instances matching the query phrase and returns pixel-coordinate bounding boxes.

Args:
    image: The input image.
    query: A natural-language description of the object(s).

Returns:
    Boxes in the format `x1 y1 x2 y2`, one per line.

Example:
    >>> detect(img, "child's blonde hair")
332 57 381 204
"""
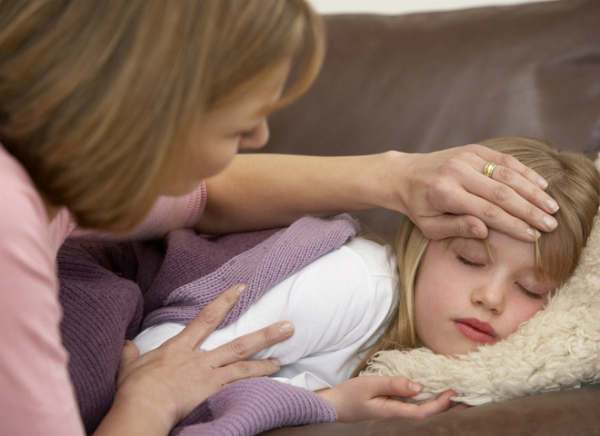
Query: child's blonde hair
353 137 600 376
0 0 324 231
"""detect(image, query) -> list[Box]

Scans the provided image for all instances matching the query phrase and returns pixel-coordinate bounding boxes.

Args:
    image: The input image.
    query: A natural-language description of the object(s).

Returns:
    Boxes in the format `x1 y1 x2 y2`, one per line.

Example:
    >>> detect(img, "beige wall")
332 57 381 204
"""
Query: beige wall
307 0 560 15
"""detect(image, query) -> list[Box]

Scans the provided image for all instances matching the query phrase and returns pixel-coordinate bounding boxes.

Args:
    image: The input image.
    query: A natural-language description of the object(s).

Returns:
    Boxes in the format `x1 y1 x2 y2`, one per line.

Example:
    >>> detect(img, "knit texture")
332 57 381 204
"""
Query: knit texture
171 378 336 436
58 215 356 434
143 214 360 328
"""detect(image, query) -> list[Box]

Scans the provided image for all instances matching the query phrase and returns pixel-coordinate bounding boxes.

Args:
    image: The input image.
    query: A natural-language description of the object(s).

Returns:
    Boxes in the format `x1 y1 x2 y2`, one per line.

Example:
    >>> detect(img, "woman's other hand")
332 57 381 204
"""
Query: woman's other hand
388 144 559 241
112 284 293 431
316 376 465 422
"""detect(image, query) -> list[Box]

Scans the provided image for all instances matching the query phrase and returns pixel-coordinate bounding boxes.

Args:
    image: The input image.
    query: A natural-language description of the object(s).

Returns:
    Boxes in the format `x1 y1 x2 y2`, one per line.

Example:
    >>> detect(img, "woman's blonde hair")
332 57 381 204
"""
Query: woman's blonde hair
353 137 600 376
0 0 324 231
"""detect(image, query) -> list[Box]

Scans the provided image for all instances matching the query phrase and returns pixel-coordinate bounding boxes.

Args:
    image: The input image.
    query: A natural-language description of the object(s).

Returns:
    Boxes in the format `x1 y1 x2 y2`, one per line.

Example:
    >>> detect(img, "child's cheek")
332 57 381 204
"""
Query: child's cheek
504 299 547 336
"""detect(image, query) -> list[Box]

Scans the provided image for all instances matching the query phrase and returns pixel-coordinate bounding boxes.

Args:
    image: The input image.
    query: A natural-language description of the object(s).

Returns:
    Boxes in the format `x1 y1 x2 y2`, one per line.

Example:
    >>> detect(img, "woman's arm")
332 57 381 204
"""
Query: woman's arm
196 146 559 241
0 160 87 435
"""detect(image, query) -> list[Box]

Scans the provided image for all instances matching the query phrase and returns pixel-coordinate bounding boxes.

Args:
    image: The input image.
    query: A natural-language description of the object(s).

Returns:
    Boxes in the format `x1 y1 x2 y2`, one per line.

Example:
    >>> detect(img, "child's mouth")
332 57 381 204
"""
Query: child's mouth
454 318 497 344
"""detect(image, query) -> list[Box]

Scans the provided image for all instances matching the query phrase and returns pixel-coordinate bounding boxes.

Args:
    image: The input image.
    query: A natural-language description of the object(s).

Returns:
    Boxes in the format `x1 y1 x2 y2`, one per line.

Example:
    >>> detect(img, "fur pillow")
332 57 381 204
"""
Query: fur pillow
359 158 600 406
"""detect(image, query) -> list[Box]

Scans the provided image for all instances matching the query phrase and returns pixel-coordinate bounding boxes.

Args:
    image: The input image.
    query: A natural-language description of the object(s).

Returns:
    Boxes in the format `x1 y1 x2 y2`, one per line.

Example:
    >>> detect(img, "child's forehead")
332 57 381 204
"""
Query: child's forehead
451 231 531 250
446 231 535 265
444 236 487 251
445 237 491 260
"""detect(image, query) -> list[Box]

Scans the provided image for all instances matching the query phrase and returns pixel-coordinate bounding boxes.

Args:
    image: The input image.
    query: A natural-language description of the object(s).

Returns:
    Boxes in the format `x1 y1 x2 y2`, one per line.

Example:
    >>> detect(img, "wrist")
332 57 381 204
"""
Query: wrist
315 387 343 421
93 388 176 436
358 151 412 214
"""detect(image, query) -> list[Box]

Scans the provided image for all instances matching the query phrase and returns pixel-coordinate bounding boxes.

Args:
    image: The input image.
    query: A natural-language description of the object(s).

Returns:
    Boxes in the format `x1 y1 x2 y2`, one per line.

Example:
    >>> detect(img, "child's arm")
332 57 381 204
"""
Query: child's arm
315 376 467 422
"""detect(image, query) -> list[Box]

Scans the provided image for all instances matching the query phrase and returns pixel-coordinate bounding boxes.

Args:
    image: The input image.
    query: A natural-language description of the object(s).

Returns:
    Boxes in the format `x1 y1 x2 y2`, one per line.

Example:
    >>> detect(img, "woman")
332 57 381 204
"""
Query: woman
0 1 559 435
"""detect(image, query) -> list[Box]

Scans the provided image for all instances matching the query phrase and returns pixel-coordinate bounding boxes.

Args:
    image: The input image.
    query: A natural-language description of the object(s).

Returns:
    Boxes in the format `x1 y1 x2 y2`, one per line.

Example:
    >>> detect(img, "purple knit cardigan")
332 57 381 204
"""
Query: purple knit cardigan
58 215 358 435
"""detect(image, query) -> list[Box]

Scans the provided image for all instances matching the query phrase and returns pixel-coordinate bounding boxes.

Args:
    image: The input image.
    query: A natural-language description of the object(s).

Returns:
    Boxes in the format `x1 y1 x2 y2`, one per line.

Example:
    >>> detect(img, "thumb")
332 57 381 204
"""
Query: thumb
420 214 487 240
116 340 140 387
119 340 140 371
361 376 423 398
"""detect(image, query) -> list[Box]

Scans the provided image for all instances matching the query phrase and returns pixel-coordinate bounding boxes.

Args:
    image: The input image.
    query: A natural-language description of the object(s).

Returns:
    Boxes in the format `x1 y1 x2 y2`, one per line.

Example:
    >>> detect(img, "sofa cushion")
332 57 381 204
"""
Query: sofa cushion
262 0 600 240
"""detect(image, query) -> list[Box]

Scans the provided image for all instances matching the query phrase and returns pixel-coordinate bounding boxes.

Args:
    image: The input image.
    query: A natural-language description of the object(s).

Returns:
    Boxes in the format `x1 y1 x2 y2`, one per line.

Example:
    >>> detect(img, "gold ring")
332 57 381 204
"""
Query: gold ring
483 161 498 178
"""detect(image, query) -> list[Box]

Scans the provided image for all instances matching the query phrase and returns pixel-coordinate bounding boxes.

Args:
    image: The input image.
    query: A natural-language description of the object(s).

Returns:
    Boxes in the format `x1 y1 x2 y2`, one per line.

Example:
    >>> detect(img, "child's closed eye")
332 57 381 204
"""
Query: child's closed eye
515 282 543 299
456 255 484 268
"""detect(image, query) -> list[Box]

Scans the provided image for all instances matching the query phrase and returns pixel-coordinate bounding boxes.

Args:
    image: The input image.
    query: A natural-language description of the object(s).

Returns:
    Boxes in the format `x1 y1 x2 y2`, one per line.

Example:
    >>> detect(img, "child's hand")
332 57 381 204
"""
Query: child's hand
316 376 460 422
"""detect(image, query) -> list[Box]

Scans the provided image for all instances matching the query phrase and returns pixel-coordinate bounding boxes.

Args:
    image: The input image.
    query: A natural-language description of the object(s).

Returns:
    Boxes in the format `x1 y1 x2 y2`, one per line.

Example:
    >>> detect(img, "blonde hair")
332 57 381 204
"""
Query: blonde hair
0 0 324 231
353 137 600 376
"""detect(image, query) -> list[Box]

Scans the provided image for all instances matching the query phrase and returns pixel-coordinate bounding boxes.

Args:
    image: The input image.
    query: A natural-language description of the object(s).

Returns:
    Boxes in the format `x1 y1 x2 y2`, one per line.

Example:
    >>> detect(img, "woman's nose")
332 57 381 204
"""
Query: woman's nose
471 282 506 314
238 119 269 150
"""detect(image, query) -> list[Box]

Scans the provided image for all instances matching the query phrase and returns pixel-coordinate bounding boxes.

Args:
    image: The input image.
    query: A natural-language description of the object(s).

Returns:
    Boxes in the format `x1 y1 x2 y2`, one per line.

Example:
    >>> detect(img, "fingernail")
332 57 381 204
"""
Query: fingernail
236 284 246 295
545 198 559 213
537 178 548 189
471 226 481 238
543 216 558 230
527 228 541 240
409 382 422 393
270 358 281 367
279 321 294 334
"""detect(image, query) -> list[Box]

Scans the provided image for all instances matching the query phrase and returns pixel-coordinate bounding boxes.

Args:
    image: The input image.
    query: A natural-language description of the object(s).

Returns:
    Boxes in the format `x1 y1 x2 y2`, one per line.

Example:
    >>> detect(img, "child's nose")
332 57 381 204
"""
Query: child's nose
471 282 506 314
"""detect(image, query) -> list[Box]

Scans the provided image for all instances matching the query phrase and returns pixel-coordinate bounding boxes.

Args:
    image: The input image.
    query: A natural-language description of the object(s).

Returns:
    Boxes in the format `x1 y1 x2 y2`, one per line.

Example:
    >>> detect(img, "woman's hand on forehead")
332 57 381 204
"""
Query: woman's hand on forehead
385 144 559 242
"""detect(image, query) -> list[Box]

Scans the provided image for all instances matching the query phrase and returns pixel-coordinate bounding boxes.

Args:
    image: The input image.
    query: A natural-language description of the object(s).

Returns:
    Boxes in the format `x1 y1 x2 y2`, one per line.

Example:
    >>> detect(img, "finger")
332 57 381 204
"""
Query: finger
419 214 488 240
174 284 245 350
119 339 140 369
466 146 558 224
409 390 456 420
357 376 423 398
431 186 541 242
450 402 471 412
473 148 559 217
374 389 454 420
206 321 295 368
471 145 549 191
469 172 558 235
216 358 282 384
422 158 543 241
483 163 559 220
117 340 140 386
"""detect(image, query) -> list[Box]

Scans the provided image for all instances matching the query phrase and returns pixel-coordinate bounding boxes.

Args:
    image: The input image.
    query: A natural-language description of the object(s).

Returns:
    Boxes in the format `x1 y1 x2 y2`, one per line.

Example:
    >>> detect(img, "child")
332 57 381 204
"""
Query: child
133 137 600 420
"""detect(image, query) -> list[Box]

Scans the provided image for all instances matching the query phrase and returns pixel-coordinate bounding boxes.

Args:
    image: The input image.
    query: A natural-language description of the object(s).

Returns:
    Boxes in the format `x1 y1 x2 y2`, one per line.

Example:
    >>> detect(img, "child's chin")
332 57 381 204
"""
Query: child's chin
431 343 482 357
420 336 484 356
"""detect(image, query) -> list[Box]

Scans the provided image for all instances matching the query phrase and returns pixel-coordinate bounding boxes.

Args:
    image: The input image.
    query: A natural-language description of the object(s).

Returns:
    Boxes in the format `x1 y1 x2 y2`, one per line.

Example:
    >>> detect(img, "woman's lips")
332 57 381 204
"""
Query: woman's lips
454 318 497 344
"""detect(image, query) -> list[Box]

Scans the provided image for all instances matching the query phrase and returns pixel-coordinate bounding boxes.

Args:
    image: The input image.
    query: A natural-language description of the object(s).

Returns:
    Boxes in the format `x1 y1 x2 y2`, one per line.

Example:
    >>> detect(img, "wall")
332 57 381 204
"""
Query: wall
306 0 560 15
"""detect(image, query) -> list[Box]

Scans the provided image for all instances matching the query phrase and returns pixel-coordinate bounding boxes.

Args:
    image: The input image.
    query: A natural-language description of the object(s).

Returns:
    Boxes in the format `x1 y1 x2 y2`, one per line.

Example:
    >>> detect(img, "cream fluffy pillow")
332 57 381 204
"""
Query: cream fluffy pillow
360 158 600 406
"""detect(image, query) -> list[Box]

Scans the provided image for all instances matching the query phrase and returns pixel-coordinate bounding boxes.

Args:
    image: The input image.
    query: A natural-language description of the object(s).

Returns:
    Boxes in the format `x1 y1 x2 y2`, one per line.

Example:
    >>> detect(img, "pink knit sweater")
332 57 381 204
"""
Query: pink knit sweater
0 145 206 436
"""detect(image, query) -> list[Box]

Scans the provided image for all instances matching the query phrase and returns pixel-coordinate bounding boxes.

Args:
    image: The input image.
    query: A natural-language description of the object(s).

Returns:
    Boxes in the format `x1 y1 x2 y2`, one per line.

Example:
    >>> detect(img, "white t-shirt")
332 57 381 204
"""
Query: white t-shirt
133 237 398 390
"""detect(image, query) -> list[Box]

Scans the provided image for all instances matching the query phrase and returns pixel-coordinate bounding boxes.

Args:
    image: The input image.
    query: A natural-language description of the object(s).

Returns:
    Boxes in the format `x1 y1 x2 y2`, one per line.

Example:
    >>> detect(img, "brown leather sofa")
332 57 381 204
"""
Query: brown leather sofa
259 0 600 434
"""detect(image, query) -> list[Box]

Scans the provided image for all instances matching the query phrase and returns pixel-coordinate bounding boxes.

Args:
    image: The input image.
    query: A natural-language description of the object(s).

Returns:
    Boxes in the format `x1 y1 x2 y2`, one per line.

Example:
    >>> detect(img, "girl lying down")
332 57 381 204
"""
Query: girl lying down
133 137 600 421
